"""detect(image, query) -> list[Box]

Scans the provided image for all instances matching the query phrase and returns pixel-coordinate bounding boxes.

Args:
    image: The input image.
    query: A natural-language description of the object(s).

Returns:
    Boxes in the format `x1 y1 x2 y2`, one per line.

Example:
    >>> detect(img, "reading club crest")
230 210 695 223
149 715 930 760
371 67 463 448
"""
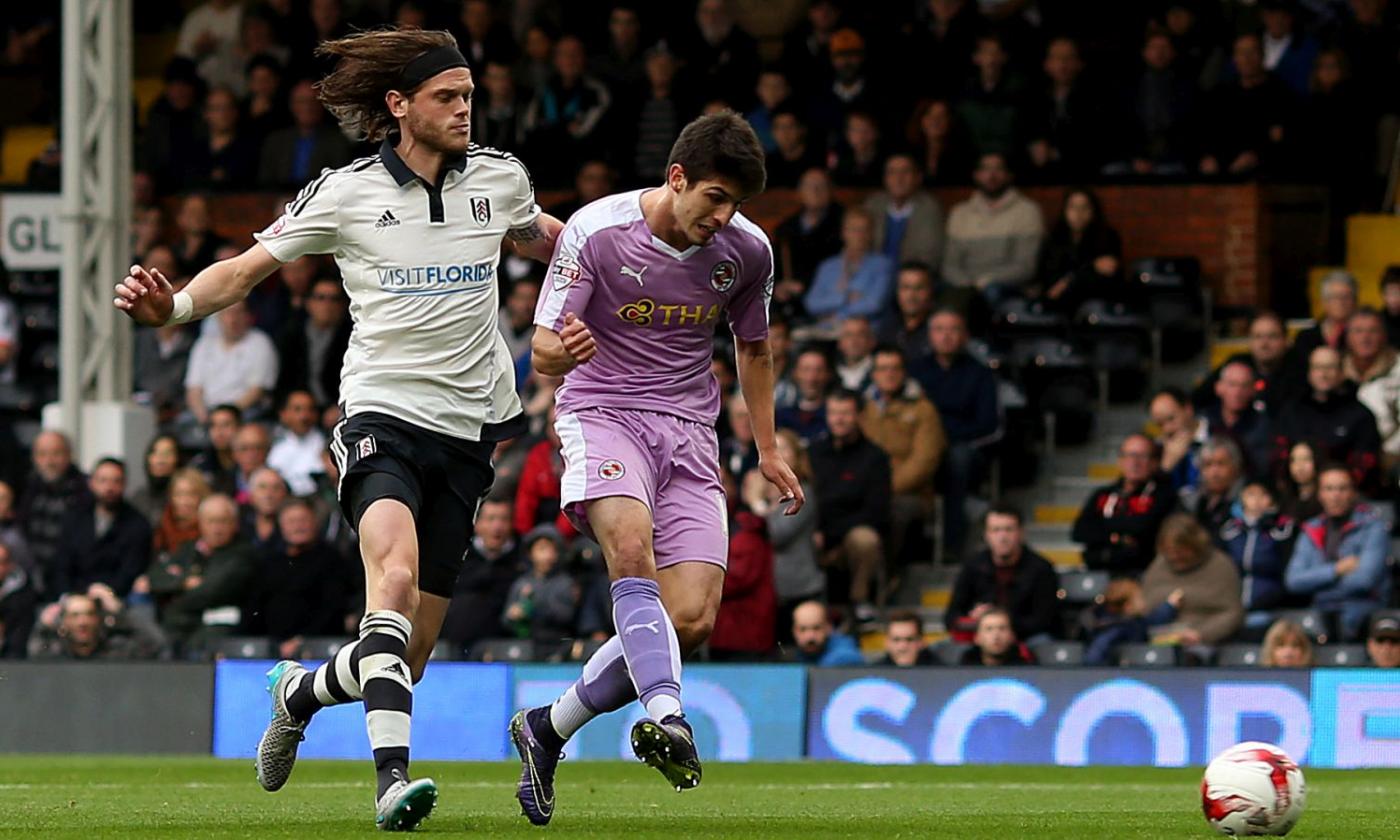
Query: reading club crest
470 195 492 227
598 459 626 481
710 260 737 293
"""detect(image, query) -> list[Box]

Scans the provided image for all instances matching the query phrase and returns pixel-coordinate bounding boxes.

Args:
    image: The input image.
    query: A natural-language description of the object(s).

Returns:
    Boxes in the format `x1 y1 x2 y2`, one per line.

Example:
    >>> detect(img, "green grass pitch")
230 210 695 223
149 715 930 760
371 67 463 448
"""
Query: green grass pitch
1 757 1396 838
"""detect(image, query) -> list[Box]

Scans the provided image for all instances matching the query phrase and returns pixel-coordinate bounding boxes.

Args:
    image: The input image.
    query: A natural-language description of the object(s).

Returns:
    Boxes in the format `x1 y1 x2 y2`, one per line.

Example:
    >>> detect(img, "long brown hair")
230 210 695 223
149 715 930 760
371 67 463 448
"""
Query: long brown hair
315 28 459 141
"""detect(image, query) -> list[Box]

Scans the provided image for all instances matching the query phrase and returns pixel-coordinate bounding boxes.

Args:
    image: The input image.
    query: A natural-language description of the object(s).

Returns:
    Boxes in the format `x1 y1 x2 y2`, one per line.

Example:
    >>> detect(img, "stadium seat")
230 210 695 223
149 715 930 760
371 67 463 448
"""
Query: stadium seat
1315 645 1368 667
993 297 1068 336
1057 570 1108 605
20 301 58 332
215 636 272 659
0 124 55 184
931 640 971 666
1216 644 1261 667
1031 641 1084 666
301 636 349 659
470 638 536 662
1115 644 1179 667
1275 609 1331 645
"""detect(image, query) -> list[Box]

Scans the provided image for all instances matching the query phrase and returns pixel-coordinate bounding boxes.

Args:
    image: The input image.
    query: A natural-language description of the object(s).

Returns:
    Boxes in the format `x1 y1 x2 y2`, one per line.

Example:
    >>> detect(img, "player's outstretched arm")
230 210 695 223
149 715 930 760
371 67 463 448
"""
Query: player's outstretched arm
531 313 595 376
507 213 565 263
114 243 282 326
735 337 805 515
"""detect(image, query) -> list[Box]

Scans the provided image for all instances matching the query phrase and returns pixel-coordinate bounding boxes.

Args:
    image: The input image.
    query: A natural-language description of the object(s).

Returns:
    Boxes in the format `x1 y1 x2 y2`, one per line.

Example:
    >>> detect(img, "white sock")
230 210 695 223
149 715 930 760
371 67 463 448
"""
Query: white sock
549 685 595 740
644 694 682 722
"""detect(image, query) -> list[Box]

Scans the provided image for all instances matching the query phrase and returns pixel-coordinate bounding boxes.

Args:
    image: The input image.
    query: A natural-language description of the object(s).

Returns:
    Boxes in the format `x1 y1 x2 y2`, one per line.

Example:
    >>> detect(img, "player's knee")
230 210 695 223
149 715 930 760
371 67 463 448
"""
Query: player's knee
373 565 419 615
606 535 654 579
844 525 882 555
673 614 714 655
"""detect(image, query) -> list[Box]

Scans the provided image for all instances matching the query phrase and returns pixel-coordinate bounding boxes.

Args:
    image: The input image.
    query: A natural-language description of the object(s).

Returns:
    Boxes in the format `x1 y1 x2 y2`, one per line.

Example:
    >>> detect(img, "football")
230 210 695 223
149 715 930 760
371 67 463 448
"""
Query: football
1201 742 1307 836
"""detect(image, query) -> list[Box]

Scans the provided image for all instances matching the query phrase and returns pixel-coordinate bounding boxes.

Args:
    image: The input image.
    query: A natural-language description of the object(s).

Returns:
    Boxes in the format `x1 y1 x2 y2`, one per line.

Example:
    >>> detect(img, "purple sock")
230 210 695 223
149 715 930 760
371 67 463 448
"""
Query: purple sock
611 577 682 721
548 636 636 742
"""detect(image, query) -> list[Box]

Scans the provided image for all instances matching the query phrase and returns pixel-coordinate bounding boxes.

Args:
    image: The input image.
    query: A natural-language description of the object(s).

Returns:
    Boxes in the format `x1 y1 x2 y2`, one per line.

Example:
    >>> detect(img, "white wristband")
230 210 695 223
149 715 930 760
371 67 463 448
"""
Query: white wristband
167 291 194 325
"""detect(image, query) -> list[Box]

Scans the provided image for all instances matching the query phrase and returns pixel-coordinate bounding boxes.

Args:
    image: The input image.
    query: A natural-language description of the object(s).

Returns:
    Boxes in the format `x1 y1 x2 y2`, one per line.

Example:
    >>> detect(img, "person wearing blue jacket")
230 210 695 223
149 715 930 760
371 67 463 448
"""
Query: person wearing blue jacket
1285 466 1392 641
1220 482 1295 633
804 208 895 331
790 599 866 666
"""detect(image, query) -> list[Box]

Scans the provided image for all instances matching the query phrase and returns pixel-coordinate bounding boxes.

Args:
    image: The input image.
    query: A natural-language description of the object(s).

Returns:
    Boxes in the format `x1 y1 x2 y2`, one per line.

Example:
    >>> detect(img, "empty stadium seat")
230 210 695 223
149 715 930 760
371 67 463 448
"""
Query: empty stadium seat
1216 644 1261 667
1315 645 1368 667
932 641 971 666
1057 570 1108 605
215 637 271 659
1032 641 1084 666
1275 609 1331 645
1116 644 1179 667
470 638 536 662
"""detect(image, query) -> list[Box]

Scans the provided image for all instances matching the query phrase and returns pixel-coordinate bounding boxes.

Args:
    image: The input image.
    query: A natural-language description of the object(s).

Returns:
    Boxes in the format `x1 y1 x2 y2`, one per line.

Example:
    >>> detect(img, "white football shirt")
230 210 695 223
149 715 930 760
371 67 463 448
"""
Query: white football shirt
254 138 539 441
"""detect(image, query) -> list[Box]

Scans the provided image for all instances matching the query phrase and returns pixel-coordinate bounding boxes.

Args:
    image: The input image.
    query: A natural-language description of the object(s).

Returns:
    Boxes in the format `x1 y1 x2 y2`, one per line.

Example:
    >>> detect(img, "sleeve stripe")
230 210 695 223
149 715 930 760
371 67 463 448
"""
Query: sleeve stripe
288 157 377 217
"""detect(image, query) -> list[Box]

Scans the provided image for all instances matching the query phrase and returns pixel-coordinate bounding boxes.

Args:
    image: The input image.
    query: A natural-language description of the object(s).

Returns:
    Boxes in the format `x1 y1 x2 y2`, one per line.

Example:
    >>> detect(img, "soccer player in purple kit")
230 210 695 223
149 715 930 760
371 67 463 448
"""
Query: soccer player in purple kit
510 112 805 825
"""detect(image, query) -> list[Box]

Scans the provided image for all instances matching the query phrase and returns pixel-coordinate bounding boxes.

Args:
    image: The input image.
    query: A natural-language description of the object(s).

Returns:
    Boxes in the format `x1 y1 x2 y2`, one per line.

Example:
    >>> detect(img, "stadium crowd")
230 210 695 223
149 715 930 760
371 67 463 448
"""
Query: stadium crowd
1 0 1400 668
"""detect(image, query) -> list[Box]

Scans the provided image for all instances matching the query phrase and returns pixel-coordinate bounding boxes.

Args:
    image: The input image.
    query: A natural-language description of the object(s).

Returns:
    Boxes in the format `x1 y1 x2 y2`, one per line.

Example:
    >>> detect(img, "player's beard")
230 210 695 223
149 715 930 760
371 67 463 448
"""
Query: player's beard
405 108 471 157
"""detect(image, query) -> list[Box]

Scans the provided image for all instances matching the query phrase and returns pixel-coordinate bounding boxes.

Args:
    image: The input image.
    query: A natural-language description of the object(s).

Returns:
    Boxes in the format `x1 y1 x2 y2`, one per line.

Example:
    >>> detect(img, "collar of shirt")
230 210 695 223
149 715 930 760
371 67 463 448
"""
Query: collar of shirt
887 201 915 221
379 134 468 188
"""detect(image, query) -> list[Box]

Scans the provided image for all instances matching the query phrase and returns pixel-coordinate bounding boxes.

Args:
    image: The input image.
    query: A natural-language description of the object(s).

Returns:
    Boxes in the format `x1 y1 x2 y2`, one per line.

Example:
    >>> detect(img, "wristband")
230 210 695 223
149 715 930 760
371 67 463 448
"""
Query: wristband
167 291 194 325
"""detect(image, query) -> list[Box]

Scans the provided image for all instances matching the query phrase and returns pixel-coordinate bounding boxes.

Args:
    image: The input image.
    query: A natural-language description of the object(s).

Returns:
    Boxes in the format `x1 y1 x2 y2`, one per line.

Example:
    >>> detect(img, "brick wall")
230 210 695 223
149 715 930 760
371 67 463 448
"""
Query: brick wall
187 182 1268 308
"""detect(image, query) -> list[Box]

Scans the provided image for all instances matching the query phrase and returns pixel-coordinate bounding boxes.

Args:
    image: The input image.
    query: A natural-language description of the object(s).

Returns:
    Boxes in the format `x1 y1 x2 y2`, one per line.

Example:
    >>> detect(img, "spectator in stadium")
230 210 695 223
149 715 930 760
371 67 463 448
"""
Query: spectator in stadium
835 316 876 391
773 169 841 322
865 153 945 270
958 608 1034 666
240 467 288 559
805 207 895 332
1366 615 1400 669
152 468 212 563
266 391 325 498
275 276 349 410
809 389 891 622
1348 309 1400 471
909 0 983 99
1193 312 1291 415
947 506 1060 643
1259 618 1314 667
230 422 272 505
18 430 90 593
723 393 759 480
473 59 529 153
524 35 613 186
149 493 256 657
878 610 935 666
441 497 520 655
27 590 162 661
591 4 647 99
0 542 36 658
1187 437 1244 539
0 481 34 575
1257 0 1319 97
955 30 1024 159
742 429 821 642
451 0 518 71
142 58 206 193
546 162 615 223
1277 439 1322 524
1199 34 1294 176
514 406 578 540
1150 387 1206 497
501 526 578 650
172 194 226 278
1220 480 1294 633
1073 433 1177 576
878 262 936 362
0 285 18 391
829 111 885 188
1202 361 1275 479
175 0 243 91
1112 30 1196 176
779 0 843 94
288 0 350 79
1380 267 1400 348
675 0 761 111
497 278 541 367
1034 188 1125 315
907 98 974 187
257 79 353 188
132 259 196 421
241 54 289 152
710 467 776 661
1025 37 1100 181
184 301 279 426
131 205 166 265
630 47 688 187
811 27 880 146
913 309 1000 559
514 23 555 94
249 498 350 656
766 109 824 190
185 86 259 190
1293 269 1357 365
232 11 288 89
1285 466 1391 641
1141 514 1244 646
130 435 181 525
861 345 946 563
941 153 1045 308
1276 345 1381 493
1082 578 1181 666
790 599 864 666
48 458 151 600
747 68 792 154
189 404 240 495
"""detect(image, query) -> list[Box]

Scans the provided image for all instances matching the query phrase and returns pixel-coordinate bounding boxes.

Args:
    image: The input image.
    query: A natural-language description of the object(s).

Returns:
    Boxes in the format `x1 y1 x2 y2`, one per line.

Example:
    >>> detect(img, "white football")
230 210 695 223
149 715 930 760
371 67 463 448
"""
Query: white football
1201 741 1307 836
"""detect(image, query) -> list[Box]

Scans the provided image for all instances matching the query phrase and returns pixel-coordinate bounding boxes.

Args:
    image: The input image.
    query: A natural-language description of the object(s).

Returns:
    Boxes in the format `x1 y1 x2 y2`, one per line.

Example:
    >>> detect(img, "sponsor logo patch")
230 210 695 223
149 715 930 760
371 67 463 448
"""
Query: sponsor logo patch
552 255 582 290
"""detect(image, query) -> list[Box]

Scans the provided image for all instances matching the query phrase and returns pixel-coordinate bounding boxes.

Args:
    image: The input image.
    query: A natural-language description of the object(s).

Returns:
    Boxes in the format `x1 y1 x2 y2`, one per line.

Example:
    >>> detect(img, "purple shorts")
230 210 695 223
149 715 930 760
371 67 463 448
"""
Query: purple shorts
554 407 728 570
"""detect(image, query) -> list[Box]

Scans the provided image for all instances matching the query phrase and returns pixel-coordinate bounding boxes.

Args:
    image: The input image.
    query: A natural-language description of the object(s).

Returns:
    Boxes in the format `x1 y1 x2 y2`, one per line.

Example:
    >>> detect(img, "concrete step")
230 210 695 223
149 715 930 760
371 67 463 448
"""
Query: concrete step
1040 546 1084 568
1026 523 1073 545
1034 503 1079 525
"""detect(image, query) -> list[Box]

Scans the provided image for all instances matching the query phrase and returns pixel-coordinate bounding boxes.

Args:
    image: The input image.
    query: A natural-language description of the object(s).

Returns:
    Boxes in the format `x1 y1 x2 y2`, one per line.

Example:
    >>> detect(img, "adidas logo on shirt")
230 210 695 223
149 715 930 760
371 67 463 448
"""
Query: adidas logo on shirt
374 210 401 229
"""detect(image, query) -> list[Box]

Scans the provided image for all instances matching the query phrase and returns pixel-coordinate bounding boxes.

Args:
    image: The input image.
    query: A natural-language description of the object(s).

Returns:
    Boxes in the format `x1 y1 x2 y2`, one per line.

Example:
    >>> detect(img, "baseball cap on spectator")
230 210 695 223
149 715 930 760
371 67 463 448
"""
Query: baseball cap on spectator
1370 615 1400 641
830 29 864 55
523 524 564 554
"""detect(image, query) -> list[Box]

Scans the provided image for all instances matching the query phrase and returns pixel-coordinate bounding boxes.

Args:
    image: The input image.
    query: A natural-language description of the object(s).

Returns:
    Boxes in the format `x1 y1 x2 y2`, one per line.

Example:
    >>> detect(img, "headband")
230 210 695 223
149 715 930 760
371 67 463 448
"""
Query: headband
399 45 468 90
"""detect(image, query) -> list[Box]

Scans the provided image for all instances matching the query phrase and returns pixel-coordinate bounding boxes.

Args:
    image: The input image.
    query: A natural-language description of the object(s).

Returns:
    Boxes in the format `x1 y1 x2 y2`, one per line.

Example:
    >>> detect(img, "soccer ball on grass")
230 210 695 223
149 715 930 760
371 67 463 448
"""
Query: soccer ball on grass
1201 741 1306 836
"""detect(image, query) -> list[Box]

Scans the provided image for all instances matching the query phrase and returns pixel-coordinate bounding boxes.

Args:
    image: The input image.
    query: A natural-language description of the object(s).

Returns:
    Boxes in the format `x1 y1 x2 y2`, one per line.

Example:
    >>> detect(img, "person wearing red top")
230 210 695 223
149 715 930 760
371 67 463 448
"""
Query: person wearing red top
709 473 776 660
513 420 579 540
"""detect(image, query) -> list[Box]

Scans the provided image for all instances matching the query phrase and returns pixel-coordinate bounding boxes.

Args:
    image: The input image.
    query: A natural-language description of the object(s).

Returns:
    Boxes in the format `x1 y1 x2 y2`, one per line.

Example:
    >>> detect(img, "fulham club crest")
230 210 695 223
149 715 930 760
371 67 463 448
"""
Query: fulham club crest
470 195 492 227
710 260 737 293
598 459 626 481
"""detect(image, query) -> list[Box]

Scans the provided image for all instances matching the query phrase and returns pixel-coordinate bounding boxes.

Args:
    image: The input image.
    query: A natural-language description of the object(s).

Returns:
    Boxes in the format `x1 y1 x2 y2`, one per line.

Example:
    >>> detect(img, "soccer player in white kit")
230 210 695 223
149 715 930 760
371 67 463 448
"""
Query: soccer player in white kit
510 113 805 826
114 29 562 830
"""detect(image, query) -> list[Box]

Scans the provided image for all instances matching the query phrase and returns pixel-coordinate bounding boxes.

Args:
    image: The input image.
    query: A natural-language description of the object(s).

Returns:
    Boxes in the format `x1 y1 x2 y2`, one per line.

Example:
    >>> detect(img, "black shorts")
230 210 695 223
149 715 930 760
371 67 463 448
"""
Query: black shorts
330 410 505 598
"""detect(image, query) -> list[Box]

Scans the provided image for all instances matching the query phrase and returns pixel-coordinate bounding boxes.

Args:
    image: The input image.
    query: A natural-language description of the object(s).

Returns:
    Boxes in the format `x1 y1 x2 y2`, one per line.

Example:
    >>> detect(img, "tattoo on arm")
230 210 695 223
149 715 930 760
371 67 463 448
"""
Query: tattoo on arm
507 221 546 243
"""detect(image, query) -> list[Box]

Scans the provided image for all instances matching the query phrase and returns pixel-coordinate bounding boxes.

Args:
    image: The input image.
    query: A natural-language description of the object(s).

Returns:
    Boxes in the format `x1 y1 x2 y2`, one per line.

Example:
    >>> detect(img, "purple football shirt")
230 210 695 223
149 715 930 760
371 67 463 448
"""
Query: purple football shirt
534 189 774 425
